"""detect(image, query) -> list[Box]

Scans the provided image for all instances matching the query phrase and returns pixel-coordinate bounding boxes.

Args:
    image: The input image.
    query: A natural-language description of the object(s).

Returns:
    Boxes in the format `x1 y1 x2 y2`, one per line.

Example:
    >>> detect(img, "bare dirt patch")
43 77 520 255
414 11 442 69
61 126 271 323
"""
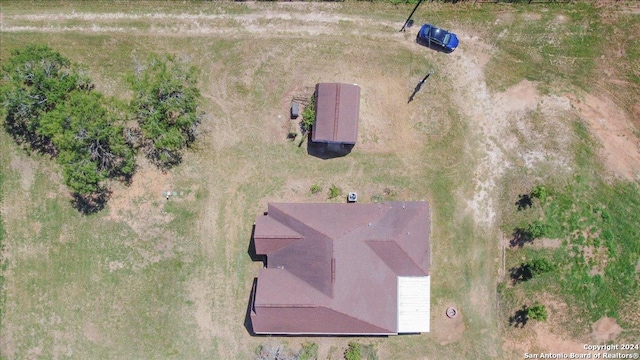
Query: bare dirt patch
106 158 173 234
554 15 568 25
532 238 562 249
83 322 102 344
522 13 542 21
448 42 572 227
531 322 586 353
496 80 539 113
503 294 586 355
431 303 465 345
10 153 36 192
495 11 515 26
591 316 623 342
569 93 640 181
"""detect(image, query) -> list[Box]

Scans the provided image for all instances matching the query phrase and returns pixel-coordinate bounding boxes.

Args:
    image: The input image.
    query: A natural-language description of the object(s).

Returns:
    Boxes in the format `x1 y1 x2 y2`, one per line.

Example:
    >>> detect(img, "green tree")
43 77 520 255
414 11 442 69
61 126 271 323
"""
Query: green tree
527 220 550 239
0 44 91 150
40 91 135 195
526 258 556 276
128 54 202 168
527 303 548 322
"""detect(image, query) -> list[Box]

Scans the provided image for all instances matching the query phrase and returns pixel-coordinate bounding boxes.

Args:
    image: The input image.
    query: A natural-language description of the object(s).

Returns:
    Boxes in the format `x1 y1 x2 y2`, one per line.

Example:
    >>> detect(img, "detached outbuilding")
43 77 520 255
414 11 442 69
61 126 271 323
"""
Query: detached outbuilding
312 83 361 146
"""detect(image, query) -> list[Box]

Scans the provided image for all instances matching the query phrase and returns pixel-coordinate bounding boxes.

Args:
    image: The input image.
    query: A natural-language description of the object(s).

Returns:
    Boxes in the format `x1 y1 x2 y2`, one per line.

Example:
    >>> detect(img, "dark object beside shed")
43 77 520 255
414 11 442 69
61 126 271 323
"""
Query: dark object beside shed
312 83 361 145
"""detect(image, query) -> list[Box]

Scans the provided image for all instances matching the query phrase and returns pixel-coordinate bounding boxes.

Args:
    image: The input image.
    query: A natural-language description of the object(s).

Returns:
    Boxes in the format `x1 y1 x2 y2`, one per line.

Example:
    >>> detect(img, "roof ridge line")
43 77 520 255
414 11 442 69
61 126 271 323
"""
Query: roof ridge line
365 240 426 277
269 204 336 241
390 206 428 274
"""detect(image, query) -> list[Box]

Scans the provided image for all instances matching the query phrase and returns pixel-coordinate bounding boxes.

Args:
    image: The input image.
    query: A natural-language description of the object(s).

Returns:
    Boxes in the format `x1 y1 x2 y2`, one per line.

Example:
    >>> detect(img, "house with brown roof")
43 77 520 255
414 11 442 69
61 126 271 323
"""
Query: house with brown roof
249 202 431 335
312 83 361 145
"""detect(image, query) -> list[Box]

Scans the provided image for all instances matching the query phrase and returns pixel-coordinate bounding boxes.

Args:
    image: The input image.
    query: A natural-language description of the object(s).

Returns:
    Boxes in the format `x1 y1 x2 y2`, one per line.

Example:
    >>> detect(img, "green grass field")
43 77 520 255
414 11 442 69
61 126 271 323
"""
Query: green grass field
1 1 639 359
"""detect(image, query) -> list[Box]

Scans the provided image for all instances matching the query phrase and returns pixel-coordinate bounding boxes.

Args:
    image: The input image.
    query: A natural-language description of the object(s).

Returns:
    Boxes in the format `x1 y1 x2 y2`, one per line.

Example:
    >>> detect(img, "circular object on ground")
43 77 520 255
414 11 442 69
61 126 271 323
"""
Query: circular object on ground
446 306 458 318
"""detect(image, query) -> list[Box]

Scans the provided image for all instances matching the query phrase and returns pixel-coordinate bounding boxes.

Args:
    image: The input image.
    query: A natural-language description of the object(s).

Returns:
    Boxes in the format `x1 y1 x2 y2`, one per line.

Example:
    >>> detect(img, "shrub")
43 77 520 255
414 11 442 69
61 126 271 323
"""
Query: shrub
328 184 342 199
527 258 556 276
344 342 362 360
527 220 550 239
128 54 202 168
527 303 548 322
310 184 322 195
301 95 315 134
299 342 318 360
531 185 549 203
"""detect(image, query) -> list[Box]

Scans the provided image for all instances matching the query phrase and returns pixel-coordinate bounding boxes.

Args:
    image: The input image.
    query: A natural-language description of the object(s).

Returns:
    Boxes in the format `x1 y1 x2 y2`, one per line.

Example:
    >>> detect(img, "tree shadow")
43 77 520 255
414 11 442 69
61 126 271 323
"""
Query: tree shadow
509 305 529 328
4 114 58 156
146 147 183 171
509 263 533 284
307 141 354 160
71 189 111 215
509 227 533 248
515 194 533 211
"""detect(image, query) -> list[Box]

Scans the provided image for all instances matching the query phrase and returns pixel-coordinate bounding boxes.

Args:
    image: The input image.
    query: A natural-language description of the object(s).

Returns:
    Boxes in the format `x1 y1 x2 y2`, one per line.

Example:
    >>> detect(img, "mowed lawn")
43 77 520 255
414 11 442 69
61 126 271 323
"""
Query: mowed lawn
1 1 638 359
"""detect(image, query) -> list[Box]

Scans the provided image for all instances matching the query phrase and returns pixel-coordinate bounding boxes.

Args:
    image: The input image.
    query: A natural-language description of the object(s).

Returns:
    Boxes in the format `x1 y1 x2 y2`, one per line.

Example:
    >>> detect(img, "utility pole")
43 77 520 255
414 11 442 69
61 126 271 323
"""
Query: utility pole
400 0 425 32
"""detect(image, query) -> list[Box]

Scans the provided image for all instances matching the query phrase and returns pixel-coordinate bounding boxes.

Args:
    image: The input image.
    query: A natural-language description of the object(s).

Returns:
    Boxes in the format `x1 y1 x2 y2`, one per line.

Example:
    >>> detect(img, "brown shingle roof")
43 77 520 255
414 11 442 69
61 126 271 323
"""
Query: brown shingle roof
312 83 361 145
250 202 430 335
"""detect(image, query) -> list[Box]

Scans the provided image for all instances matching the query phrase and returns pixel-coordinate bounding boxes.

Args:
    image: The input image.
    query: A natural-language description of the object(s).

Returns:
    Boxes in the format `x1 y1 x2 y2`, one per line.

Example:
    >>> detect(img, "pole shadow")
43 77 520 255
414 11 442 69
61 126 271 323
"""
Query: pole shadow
408 71 433 103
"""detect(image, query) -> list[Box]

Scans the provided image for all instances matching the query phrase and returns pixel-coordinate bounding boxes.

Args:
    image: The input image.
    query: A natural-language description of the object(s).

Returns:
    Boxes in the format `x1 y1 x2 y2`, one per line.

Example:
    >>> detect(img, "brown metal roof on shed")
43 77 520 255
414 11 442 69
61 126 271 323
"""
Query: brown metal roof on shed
250 202 431 335
312 83 361 144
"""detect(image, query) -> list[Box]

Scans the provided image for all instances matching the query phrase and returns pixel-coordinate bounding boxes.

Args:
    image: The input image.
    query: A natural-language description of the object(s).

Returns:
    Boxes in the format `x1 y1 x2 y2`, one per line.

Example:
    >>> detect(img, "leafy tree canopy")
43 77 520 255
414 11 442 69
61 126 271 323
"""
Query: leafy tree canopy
39 91 135 194
128 54 201 168
0 44 91 149
1 45 133 211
